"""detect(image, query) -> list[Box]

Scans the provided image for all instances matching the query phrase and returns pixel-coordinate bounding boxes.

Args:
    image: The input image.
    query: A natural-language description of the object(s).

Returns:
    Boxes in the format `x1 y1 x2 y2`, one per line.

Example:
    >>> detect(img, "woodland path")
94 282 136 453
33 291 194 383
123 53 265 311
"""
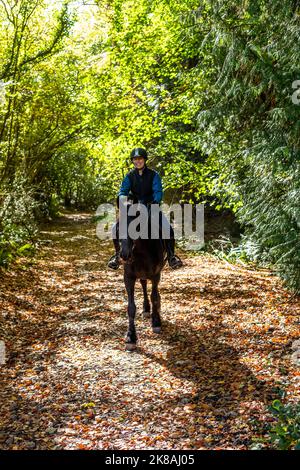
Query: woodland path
0 212 299 450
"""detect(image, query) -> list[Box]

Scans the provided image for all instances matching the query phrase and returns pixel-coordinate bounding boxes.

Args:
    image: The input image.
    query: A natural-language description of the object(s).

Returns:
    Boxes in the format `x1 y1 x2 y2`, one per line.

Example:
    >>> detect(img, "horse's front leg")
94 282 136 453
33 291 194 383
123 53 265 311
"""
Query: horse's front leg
124 273 137 350
140 279 151 319
151 274 161 334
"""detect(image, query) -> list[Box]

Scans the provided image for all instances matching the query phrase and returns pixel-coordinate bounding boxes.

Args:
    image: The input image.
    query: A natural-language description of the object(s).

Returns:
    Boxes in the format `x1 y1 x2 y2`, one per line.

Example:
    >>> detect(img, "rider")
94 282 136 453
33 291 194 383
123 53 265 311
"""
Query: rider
108 147 183 270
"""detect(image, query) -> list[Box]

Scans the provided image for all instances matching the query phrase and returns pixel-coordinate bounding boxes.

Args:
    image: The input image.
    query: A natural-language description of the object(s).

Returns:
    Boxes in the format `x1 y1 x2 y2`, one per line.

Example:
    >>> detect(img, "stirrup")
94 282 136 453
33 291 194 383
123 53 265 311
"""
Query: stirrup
168 255 183 269
108 254 120 270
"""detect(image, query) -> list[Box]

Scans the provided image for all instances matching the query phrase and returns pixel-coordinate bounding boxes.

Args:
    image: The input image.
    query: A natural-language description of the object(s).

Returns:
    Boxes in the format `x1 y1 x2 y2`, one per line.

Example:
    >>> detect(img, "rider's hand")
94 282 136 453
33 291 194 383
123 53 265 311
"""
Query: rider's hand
119 196 132 207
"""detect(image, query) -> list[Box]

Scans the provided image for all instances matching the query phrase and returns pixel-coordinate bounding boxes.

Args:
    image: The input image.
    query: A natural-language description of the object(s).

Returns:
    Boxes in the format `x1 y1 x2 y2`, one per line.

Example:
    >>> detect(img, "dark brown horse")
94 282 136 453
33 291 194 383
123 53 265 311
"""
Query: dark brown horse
119 202 167 351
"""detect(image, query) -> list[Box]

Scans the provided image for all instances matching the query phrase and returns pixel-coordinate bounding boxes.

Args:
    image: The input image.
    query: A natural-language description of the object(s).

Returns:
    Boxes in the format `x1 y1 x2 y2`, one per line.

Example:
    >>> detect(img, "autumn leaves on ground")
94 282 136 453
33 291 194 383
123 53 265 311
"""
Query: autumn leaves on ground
0 212 299 450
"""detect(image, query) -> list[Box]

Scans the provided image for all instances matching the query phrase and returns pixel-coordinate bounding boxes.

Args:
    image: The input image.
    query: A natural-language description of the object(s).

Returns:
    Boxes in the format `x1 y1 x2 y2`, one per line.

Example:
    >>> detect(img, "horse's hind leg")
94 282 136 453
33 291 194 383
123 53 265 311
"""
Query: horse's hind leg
151 274 161 334
140 279 151 319
124 275 137 351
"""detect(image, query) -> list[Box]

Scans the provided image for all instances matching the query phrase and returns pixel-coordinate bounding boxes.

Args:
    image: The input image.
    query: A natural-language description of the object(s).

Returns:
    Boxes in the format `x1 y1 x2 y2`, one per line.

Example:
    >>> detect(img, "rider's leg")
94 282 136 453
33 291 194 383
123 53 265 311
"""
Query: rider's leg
160 212 183 269
108 220 121 269
112 221 120 254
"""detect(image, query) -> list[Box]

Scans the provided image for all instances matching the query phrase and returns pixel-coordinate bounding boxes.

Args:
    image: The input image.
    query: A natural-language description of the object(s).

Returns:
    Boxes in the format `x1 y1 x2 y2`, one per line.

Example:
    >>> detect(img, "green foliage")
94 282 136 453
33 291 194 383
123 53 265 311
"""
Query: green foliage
45 143 114 209
191 0 300 291
1 0 300 291
0 239 35 267
0 0 91 207
268 399 300 450
0 179 37 266
204 235 253 265
0 178 38 242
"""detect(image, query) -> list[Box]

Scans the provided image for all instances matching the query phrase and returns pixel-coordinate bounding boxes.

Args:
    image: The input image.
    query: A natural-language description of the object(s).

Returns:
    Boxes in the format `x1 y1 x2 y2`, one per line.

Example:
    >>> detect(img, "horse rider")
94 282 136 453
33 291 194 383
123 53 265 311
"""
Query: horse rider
107 147 183 270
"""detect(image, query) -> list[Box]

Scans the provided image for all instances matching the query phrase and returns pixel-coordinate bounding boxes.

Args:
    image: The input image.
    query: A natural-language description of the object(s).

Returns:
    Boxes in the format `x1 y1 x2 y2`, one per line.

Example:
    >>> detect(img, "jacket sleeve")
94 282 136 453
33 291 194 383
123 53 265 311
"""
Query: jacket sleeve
118 174 131 197
152 172 163 203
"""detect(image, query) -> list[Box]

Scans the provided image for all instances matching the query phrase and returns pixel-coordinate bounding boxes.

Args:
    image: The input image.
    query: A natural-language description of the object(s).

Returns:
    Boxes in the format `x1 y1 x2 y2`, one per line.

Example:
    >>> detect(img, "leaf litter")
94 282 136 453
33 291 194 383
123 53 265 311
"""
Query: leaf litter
0 212 299 450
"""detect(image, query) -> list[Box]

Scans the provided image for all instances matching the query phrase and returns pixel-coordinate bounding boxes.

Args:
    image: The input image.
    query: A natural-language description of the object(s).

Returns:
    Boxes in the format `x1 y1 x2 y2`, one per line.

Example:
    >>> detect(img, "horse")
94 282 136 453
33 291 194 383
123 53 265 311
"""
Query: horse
119 200 167 351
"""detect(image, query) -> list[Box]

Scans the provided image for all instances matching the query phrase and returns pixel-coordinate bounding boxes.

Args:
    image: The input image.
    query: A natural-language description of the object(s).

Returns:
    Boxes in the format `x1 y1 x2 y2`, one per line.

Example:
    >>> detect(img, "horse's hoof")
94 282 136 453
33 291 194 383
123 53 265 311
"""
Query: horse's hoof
152 327 161 334
142 310 151 319
125 342 137 351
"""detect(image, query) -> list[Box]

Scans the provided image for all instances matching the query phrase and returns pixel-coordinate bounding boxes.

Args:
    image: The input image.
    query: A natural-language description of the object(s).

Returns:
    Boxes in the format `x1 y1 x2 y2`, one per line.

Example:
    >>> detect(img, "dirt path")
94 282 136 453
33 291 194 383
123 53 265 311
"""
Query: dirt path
0 212 299 450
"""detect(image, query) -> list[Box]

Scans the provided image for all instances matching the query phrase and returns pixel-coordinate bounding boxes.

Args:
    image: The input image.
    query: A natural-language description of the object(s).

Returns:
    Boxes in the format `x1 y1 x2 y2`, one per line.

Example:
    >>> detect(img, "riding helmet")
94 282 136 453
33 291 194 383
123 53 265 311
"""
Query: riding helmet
130 148 148 160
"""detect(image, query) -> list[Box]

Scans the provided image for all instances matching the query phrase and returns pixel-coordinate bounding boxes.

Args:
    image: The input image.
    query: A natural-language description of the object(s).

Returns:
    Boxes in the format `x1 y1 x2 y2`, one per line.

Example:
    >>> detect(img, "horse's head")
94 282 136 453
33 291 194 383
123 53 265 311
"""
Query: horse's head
120 237 134 263
118 197 150 264
119 198 136 264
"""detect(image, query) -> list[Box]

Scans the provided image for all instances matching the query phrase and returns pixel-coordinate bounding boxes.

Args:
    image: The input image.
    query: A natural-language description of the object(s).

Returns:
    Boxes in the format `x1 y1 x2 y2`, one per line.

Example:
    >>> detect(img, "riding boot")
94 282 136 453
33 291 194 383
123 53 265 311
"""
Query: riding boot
108 222 121 270
165 239 183 269
108 250 120 270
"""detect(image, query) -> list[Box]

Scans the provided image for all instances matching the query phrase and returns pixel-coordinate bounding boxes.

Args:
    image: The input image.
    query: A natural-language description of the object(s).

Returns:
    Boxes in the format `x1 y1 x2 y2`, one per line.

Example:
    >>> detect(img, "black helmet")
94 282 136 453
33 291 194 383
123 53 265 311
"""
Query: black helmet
130 147 148 160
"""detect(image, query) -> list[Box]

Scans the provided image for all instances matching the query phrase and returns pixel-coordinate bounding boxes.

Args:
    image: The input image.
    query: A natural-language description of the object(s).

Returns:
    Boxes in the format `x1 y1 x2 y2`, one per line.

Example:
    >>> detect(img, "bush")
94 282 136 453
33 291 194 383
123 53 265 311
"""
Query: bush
268 399 300 450
204 235 256 266
0 179 38 267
